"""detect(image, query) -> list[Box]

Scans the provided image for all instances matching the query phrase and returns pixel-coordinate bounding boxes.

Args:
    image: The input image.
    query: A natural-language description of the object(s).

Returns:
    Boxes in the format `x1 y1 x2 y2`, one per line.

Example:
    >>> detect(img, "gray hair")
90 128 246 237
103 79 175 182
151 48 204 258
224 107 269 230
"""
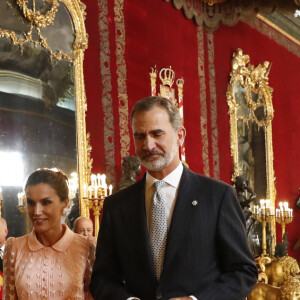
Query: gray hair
130 96 182 131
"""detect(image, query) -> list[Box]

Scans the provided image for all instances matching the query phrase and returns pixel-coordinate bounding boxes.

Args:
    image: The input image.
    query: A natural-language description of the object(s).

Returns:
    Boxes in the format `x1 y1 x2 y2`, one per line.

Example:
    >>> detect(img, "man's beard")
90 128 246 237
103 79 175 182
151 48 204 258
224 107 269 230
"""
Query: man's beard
138 146 177 172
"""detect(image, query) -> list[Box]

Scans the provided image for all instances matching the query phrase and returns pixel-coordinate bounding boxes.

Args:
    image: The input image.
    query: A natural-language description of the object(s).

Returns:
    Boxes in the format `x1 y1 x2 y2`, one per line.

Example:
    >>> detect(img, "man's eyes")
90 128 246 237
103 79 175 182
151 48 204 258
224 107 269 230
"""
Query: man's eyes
134 134 145 140
134 132 164 139
152 132 163 137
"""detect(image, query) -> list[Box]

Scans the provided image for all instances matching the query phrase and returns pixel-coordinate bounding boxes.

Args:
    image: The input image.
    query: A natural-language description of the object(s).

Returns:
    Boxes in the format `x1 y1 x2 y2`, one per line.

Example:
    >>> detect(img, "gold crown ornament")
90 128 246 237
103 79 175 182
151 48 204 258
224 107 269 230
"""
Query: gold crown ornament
159 66 175 87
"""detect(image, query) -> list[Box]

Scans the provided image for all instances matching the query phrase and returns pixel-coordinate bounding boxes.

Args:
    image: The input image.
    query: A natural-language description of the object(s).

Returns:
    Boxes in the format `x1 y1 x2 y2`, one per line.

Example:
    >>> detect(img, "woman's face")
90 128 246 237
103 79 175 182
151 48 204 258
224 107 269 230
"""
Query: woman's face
26 183 68 235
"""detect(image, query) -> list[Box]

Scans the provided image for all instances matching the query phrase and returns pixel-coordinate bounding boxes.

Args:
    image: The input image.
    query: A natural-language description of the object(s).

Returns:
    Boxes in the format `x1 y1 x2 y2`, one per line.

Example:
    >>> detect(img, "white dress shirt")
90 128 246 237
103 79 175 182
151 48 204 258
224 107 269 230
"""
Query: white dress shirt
128 163 197 300
145 162 183 230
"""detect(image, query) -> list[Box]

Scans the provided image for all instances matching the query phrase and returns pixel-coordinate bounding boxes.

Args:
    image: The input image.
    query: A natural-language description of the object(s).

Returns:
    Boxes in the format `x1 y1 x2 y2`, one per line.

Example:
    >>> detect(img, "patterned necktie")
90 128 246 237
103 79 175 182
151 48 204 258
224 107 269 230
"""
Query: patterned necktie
0 248 3 259
149 180 168 279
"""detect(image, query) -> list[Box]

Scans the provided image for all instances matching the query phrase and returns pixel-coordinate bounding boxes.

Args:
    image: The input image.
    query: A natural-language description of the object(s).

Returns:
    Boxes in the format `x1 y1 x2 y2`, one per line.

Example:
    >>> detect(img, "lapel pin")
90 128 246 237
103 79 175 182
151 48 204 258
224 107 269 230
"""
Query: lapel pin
192 200 198 206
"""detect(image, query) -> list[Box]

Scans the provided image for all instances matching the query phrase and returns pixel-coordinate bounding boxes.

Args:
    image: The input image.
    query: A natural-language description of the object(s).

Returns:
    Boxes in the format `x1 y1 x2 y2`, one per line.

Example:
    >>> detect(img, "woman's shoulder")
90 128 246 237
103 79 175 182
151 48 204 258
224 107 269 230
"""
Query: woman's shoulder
6 235 28 248
5 235 29 257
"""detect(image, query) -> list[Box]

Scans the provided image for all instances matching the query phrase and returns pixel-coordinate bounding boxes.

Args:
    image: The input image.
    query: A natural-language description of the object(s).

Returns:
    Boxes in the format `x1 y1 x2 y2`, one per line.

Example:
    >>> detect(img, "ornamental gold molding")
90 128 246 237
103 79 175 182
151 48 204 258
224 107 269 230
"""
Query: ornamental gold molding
202 0 227 5
196 27 210 176
114 0 130 164
63 0 90 216
3 0 88 61
98 0 116 183
207 32 220 179
16 0 59 27
226 49 276 251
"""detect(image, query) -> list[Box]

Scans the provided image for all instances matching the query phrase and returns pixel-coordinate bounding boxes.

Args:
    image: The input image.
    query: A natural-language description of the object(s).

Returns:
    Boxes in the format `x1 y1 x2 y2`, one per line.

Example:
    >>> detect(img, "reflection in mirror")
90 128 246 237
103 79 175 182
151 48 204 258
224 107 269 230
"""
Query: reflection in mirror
227 49 276 255
0 0 88 237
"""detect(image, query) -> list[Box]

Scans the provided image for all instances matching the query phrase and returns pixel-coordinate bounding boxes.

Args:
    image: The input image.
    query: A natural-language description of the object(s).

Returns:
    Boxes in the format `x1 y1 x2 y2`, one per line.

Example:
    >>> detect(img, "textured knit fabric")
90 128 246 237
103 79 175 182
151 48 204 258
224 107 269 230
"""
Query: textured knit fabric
3 225 95 300
149 180 167 279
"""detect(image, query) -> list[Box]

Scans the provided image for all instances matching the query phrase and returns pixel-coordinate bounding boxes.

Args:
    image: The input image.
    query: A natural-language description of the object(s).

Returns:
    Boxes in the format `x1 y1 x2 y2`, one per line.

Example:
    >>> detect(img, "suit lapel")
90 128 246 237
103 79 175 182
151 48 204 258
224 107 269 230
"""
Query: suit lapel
163 167 195 271
127 176 157 280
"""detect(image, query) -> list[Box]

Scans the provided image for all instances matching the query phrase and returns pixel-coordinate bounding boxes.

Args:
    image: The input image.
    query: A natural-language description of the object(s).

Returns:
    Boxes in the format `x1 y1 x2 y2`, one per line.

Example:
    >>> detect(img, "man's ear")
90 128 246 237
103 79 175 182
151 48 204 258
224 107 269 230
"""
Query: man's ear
177 126 186 146
4 228 8 238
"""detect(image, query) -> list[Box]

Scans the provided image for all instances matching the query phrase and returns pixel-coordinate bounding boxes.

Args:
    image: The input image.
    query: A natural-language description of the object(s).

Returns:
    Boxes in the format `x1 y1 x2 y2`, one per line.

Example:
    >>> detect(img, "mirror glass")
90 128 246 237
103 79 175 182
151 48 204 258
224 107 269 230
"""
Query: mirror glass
235 82 267 199
0 0 81 237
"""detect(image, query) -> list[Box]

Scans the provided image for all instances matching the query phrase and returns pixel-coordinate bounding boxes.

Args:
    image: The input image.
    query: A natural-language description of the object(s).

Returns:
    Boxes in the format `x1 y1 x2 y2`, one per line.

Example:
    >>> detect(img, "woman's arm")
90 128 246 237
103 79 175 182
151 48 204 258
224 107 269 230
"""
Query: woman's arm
3 237 17 300
84 238 96 299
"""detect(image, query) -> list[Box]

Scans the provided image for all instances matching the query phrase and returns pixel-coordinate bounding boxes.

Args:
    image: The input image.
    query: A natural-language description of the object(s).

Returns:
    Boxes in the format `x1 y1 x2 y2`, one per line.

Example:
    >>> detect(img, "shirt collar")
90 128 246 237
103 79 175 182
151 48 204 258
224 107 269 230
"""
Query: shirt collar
146 162 183 191
28 224 74 252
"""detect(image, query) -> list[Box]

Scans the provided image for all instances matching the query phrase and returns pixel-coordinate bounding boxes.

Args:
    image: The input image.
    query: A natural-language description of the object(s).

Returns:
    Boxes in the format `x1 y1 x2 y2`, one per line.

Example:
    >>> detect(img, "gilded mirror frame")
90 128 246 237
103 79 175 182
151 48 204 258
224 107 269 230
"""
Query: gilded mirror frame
0 0 90 216
226 48 276 249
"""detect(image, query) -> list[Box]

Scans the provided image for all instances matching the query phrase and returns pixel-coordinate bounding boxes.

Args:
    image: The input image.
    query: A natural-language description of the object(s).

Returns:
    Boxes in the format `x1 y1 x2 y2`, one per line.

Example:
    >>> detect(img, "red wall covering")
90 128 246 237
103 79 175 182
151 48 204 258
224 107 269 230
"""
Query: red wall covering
83 0 300 261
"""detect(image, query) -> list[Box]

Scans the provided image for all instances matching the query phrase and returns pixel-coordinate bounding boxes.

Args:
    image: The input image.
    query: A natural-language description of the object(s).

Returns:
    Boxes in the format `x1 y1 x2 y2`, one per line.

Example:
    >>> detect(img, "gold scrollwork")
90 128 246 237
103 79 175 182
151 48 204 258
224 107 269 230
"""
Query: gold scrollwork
16 0 59 27
2 0 87 61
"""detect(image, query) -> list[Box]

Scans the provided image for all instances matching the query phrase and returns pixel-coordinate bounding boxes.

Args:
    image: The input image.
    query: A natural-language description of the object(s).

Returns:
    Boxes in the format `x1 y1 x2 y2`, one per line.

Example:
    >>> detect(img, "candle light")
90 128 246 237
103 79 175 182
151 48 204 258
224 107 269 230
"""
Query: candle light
109 184 113 195
88 186 93 199
94 186 98 198
97 174 101 186
91 174 97 186
0 186 2 201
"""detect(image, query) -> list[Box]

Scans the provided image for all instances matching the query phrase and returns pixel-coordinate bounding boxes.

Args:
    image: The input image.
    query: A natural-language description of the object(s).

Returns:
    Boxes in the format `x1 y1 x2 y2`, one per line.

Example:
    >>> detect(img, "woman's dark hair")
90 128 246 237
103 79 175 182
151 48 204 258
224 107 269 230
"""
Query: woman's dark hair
25 169 69 202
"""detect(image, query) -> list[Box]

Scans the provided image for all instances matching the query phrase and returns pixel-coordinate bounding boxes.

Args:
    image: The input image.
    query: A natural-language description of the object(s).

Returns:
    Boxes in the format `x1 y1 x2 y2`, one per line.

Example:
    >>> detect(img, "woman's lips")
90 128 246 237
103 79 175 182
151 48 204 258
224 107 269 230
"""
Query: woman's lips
33 218 47 224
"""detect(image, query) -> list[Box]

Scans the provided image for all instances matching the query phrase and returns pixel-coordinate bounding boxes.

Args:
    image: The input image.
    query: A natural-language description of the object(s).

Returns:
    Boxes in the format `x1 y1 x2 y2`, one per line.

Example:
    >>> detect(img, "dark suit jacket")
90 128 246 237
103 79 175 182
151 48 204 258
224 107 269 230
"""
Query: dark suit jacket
90 167 258 300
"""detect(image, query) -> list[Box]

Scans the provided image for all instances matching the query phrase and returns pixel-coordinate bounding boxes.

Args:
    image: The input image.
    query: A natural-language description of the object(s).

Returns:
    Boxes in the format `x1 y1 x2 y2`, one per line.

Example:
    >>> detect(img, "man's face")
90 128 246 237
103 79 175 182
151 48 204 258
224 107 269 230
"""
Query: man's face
75 219 93 237
132 106 185 177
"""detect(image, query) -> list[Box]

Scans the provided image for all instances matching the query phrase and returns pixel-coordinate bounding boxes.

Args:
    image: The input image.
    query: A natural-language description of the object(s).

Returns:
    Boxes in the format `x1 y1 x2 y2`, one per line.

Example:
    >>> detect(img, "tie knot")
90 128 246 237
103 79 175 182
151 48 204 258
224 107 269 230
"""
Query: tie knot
154 180 165 191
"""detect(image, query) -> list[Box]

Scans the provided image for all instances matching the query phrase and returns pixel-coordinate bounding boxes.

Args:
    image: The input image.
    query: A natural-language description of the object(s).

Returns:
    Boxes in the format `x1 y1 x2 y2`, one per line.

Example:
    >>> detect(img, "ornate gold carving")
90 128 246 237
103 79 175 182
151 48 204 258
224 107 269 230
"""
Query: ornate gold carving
64 0 89 216
16 0 59 27
114 0 130 163
265 256 300 287
98 0 116 183
226 49 276 253
3 0 86 61
197 26 210 176
281 277 300 299
202 0 228 5
249 256 300 300
207 32 220 179
150 66 158 96
159 66 175 87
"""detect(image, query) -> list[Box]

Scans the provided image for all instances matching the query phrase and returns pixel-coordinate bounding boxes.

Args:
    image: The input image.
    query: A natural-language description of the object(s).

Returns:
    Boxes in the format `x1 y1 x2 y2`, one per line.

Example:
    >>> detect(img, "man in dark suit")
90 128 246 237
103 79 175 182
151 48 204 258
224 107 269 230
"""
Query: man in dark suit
90 96 258 300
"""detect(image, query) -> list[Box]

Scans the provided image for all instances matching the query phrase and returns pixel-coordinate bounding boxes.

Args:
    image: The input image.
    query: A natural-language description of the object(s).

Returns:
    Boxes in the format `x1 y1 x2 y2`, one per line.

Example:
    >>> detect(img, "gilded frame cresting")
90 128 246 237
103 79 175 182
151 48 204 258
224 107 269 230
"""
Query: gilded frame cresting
226 48 276 251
